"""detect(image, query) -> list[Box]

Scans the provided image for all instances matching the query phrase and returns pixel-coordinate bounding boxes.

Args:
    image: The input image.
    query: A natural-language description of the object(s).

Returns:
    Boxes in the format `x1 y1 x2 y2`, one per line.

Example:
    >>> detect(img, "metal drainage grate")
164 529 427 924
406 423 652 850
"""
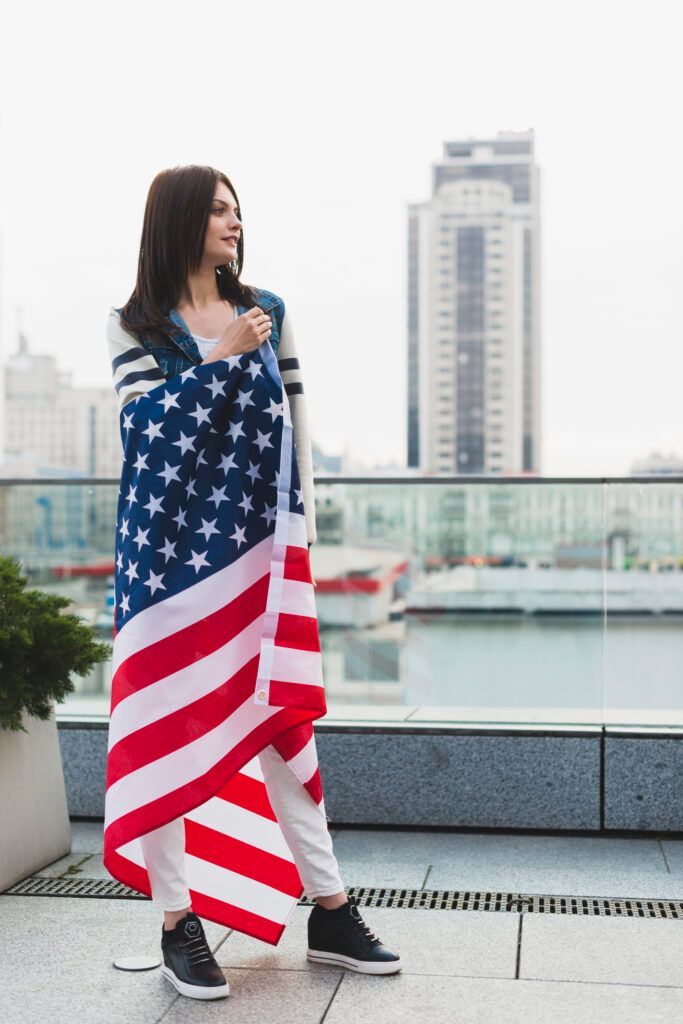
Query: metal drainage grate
3 877 132 899
309 887 683 920
3 877 682 920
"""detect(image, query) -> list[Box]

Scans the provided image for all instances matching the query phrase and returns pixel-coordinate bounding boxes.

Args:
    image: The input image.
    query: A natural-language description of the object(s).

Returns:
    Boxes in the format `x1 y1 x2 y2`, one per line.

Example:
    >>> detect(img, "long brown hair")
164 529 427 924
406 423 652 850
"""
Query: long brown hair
119 164 260 344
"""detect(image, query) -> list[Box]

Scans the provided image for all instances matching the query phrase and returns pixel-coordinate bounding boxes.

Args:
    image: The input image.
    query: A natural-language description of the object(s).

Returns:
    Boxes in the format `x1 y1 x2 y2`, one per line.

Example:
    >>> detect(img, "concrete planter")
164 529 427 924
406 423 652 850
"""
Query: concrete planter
0 705 71 891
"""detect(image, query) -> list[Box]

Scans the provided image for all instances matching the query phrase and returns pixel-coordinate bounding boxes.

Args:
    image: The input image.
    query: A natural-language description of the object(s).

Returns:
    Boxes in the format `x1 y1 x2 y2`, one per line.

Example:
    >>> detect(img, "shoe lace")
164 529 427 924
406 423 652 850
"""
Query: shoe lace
348 903 380 945
181 931 215 966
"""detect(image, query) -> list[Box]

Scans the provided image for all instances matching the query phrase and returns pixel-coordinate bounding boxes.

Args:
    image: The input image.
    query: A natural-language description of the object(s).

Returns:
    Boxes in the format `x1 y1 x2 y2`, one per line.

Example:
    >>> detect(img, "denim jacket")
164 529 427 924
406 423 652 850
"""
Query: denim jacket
115 287 283 379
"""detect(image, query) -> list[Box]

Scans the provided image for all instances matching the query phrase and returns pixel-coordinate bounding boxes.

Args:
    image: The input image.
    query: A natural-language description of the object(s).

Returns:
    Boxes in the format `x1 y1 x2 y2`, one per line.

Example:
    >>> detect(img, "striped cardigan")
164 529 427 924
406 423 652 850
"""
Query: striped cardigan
106 302 317 545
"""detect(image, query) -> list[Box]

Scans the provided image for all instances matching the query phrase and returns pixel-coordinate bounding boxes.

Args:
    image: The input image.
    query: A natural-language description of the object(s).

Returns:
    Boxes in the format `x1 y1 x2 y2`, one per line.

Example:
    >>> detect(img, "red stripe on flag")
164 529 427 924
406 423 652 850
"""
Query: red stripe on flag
189 888 293 945
270 720 317 762
268 678 328 712
284 543 313 583
304 766 324 805
110 573 269 711
275 611 321 652
106 657 258 788
218 770 278 821
106 848 152 899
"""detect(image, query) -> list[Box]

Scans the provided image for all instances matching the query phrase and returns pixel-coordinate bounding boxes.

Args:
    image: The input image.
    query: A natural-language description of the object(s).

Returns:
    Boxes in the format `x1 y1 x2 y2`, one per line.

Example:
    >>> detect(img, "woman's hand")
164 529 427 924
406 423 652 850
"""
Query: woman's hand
201 305 273 364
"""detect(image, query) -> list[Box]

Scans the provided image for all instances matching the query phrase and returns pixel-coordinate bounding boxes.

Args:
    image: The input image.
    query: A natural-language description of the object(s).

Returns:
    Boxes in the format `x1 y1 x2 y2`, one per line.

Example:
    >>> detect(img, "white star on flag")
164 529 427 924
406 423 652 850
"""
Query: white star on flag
125 485 137 506
180 367 197 382
245 358 264 378
189 403 212 426
266 395 284 419
238 491 254 514
236 387 254 411
229 524 248 548
132 528 149 552
116 550 123 569
122 411 134 432
119 593 130 614
185 548 209 573
208 483 229 507
246 460 262 484
144 494 165 518
220 452 241 475
158 387 181 411
185 477 197 498
133 452 149 471
205 375 227 399
124 559 139 583
142 419 164 441
294 489 304 506
173 431 197 455
119 517 130 539
253 428 272 452
156 537 178 562
144 570 166 595
157 462 181 486
172 507 188 529
196 517 220 541
260 499 276 524
227 417 245 442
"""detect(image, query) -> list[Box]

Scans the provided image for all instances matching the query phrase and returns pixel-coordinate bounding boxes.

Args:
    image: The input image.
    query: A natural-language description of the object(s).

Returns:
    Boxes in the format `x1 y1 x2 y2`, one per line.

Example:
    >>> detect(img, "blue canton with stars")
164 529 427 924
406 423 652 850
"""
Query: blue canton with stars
114 346 304 631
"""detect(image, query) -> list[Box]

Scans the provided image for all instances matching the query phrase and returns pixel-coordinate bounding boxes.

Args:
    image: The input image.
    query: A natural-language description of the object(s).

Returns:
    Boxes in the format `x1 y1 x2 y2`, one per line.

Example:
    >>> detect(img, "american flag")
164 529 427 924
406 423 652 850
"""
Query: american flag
103 339 328 945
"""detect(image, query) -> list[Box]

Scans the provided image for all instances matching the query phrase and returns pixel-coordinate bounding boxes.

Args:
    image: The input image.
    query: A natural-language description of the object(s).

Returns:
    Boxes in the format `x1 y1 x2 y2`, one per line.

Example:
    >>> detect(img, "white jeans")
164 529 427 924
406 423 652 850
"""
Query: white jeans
139 743 345 911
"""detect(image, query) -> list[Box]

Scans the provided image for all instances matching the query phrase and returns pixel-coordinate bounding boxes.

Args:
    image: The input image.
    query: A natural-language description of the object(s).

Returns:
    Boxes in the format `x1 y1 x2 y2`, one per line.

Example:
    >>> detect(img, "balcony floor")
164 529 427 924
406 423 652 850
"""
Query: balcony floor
2 821 682 1023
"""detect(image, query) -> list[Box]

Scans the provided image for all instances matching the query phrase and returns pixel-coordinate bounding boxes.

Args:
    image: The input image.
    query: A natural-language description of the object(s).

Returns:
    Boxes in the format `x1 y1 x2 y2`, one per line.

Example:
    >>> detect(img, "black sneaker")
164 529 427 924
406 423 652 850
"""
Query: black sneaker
307 894 402 974
160 911 229 1000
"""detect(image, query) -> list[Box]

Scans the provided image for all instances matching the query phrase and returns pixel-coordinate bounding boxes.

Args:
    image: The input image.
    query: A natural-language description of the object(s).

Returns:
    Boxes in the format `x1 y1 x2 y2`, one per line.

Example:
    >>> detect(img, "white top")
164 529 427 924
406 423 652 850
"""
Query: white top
192 305 238 359
192 333 221 359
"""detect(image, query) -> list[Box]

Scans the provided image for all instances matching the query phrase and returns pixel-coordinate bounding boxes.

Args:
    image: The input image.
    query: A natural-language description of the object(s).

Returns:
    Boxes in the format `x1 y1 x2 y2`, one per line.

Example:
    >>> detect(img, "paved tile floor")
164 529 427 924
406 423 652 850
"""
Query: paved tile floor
1 821 682 1023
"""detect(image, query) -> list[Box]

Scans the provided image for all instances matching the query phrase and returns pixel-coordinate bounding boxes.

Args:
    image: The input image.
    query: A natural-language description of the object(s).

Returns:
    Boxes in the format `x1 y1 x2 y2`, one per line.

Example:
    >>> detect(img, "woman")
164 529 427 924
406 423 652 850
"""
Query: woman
105 164 400 1000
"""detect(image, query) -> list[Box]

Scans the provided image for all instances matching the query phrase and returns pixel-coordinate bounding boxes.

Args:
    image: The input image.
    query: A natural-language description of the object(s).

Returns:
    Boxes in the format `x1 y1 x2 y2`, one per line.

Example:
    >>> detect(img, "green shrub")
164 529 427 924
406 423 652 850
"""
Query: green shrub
0 555 110 733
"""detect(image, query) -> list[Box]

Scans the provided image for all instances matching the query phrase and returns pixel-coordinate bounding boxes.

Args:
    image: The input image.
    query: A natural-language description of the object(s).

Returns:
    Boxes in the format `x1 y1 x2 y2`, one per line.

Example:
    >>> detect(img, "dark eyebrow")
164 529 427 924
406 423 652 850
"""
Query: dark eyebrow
213 199 238 210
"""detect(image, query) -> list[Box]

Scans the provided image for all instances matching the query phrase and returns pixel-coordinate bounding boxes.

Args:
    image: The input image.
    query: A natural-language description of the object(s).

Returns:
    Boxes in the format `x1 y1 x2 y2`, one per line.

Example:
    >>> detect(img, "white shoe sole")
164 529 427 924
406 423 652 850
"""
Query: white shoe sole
161 964 230 999
307 948 402 974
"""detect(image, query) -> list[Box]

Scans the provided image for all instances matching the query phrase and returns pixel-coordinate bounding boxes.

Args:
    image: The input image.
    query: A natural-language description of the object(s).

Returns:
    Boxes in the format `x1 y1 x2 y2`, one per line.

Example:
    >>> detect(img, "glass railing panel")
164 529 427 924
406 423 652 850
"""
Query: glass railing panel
314 478 606 724
602 479 683 728
0 480 118 717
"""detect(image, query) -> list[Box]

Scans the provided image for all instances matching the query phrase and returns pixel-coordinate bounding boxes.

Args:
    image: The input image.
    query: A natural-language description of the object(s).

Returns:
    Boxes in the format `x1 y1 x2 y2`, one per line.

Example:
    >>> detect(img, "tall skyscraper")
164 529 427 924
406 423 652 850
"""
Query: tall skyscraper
407 128 541 475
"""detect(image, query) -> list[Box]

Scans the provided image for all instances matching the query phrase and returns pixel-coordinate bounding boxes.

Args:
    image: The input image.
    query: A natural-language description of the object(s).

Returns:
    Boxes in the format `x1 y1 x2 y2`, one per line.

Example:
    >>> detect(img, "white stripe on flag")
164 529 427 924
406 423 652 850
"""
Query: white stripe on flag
187 796 294 861
112 533 273 674
286 733 320 786
107 616 266 751
185 853 297 922
279 576 318 617
270 645 323 688
239 756 265 782
285 505 307 547
104 696 281 827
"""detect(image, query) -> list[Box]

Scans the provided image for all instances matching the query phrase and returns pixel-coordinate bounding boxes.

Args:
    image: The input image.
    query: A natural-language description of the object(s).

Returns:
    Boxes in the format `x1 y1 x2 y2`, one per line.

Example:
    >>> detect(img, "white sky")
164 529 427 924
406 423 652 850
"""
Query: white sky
0 0 681 474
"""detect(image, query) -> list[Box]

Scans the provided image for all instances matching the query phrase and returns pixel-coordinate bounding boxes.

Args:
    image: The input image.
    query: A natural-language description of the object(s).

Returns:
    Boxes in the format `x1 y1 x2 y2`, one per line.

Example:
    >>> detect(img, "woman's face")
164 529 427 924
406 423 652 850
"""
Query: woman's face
204 182 242 266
